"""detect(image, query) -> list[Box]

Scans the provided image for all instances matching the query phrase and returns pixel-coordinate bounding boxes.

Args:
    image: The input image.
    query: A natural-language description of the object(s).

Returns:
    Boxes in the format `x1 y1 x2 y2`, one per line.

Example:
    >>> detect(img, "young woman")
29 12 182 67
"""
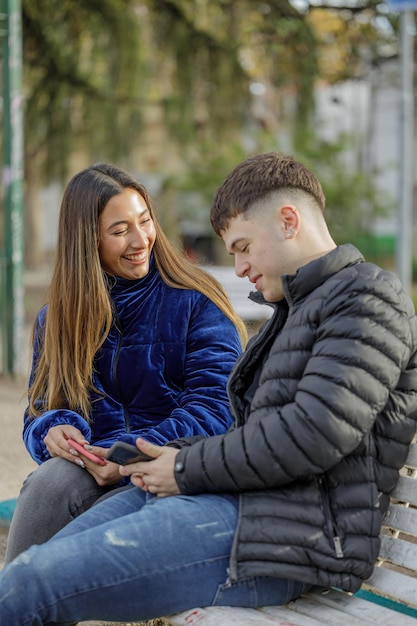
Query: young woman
5 162 246 562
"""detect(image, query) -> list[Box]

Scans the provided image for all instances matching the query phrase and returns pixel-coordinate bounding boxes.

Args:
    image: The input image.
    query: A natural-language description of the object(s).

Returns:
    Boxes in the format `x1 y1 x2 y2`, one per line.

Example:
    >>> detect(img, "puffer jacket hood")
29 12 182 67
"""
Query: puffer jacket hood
24 257 242 464
175 244 417 592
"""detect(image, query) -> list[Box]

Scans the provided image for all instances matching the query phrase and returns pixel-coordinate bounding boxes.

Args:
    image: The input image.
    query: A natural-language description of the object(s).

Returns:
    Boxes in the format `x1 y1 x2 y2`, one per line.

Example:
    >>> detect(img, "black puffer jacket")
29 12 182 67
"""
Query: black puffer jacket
175 245 417 593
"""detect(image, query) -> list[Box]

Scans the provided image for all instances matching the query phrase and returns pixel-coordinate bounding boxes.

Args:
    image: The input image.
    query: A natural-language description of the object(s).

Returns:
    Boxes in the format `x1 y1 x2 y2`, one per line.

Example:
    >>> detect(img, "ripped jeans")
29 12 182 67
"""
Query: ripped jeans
0 487 307 625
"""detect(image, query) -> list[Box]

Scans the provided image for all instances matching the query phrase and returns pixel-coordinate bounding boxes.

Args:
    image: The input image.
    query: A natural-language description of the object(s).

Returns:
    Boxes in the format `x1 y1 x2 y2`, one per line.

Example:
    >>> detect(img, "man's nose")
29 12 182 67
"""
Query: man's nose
235 257 249 278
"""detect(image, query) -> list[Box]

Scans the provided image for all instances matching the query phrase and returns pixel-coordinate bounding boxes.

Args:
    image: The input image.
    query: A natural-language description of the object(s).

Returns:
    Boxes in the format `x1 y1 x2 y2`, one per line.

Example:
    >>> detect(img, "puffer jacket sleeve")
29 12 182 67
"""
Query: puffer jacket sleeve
118 297 242 447
22 307 92 464
175 266 417 494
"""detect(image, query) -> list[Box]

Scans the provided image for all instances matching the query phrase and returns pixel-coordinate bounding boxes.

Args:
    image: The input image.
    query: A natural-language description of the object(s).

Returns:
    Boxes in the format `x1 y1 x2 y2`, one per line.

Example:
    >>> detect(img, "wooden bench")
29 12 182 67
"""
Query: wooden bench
166 440 417 626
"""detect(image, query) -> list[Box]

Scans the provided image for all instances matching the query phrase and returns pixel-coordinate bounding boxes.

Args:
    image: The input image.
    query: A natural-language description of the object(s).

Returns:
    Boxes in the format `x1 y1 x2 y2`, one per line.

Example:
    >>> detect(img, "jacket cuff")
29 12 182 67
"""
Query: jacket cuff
165 435 206 450
24 410 91 464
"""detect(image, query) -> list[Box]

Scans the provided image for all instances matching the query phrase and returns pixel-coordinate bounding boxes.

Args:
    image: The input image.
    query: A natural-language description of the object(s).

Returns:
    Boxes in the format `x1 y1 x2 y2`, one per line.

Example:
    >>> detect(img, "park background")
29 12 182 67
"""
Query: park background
2 0 417 376
0 2 416 624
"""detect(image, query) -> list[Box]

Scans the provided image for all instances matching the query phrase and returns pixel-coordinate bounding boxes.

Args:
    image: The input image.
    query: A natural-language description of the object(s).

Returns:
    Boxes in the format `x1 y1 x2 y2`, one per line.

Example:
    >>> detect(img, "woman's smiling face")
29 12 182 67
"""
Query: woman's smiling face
98 188 156 280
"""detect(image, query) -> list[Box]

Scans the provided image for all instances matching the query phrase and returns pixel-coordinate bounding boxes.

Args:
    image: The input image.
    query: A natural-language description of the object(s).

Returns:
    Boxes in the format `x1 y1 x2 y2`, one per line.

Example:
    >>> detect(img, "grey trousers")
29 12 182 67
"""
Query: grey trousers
5 456 116 563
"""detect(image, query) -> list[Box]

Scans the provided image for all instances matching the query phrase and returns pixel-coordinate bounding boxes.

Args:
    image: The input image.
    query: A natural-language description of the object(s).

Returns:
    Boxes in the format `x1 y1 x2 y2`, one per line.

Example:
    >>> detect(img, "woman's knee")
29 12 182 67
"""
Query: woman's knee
19 457 86 500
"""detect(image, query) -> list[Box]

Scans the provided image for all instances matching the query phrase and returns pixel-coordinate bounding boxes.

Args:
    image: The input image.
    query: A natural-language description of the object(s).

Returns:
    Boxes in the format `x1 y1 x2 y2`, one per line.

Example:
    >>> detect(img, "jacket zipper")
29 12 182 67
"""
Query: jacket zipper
318 475 344 558
111 316 131 433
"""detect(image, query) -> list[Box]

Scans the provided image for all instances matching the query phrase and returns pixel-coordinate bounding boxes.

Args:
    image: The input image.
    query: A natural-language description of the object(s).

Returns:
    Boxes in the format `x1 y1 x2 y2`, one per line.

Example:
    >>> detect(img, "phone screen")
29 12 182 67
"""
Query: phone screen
106 441 153 465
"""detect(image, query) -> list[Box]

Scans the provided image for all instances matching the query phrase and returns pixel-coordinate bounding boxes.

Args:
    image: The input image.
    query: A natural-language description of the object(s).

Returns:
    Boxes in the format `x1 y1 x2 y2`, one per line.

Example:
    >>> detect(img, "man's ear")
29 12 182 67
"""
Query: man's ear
280 205 299 239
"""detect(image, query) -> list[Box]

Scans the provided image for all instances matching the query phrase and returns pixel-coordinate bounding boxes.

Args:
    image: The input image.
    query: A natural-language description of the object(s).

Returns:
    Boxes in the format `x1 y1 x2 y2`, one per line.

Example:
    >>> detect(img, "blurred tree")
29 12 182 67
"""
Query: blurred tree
23 0 320 173
16 0 399 267
21 0 321 266
22 0 144 265
306 2 398 85
23 0 144 179
163 128 393 265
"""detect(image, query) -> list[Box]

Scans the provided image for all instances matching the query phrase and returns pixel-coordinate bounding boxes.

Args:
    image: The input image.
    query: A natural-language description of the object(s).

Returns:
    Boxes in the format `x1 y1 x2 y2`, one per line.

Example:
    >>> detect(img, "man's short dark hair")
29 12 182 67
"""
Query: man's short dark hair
210 152 326 235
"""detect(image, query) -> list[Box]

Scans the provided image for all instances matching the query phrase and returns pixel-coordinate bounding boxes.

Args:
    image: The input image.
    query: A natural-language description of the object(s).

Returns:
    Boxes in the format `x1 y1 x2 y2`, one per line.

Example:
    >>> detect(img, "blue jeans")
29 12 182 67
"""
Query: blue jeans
0 487 307 625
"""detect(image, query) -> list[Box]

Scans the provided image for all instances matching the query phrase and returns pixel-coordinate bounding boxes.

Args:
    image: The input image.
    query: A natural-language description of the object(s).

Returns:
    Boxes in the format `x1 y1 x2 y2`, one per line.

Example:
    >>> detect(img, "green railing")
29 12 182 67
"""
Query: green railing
0 0 24 376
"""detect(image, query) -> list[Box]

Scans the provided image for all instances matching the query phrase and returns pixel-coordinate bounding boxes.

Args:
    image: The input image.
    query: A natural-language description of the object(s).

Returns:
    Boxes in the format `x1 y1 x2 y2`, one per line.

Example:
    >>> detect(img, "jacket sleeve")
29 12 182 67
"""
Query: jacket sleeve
175 268 417 494
24 409 92 464
22 308 91 464
118 297 242 448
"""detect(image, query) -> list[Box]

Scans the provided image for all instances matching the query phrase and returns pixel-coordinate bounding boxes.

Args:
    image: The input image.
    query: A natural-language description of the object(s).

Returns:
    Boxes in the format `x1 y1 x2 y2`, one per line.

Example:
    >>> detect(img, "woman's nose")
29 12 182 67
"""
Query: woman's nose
130 227 147 248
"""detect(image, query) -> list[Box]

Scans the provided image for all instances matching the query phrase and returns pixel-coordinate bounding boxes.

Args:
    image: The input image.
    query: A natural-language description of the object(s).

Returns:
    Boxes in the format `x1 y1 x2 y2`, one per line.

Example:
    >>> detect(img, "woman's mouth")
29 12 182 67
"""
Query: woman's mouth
124 253 147 263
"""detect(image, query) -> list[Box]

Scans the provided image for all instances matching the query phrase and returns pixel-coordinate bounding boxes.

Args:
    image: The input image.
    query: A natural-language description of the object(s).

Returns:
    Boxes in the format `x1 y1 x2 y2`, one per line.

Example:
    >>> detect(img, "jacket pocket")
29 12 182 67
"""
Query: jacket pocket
317 474 344 558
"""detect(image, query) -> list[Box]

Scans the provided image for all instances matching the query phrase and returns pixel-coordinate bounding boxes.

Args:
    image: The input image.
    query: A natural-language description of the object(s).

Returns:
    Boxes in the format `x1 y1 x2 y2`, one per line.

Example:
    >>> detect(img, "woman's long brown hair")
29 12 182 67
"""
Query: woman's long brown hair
29 163 247 421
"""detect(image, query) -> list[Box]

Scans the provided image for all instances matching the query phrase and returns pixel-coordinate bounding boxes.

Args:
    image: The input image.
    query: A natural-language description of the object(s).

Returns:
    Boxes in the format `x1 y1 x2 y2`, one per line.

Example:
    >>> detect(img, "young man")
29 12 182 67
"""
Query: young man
1 152 416 624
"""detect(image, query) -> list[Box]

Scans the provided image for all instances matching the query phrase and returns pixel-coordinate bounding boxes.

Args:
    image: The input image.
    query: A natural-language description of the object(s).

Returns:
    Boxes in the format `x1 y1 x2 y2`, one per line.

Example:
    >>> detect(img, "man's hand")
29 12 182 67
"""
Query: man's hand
119 438 180 497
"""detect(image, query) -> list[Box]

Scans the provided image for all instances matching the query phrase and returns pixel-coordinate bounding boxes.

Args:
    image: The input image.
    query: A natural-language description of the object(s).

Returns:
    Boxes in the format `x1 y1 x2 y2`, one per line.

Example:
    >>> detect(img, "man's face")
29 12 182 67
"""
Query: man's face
221 212 292 302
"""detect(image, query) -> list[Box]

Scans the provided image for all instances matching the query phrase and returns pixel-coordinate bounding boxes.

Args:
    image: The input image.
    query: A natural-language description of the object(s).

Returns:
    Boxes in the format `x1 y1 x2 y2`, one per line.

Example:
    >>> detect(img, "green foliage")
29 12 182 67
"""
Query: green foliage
159 128 393 254
23 0 144 179
22 0 321 180
20 0 401 185
16 0 402 270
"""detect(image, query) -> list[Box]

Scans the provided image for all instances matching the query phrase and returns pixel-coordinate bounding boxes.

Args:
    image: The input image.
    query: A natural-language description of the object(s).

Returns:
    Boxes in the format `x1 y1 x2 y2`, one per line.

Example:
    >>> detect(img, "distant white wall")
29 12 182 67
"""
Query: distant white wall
203 265 273 323
314 62 402 236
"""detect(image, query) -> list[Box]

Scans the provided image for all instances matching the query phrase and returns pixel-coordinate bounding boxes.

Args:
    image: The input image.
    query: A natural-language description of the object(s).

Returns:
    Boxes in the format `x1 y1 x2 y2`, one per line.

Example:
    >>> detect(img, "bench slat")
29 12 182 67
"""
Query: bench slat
378 533 417 571
260 603 332 625
309 588 417 625
362 566 417 610
404 442 417 468
168 588 417 626
383 502 417 536
390 474 417 505
265 595 378 625
168 605 322 626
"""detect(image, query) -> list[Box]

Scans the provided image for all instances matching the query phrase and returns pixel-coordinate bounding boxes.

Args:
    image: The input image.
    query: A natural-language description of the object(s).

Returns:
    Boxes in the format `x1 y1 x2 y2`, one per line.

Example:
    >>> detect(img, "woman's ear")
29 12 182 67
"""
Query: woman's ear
280 205 299 239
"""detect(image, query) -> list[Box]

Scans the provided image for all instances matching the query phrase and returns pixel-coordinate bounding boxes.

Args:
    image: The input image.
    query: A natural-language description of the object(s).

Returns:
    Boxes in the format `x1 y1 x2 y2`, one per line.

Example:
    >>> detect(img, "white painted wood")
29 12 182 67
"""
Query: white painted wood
378 534 417 571
264 595 376 625
169 605 316 626
404 445 417 468
391 474 417 506
299 588 417 625
362 566 417 609
383 502 417 535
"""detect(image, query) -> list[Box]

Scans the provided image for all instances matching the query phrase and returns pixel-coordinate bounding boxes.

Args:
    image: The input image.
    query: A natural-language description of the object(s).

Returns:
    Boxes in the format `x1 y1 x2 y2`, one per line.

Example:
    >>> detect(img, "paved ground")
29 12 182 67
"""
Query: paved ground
0 373 165 626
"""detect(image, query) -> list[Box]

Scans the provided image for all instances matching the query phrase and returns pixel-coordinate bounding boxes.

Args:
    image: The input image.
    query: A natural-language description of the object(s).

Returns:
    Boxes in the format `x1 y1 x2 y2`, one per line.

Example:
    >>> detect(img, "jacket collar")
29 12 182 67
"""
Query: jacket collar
283 244 364 306
106 253 158 295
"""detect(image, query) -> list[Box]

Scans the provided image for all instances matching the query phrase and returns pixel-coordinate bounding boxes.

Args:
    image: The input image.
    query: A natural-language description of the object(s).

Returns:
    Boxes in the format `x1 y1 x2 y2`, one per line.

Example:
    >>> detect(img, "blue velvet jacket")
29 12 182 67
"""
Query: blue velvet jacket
23 258 242 464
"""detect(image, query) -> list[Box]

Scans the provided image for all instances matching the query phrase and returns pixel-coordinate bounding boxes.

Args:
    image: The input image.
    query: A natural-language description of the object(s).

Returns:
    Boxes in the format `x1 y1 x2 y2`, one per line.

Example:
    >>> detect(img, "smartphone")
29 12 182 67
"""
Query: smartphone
106 441 153 465
67 438 107 466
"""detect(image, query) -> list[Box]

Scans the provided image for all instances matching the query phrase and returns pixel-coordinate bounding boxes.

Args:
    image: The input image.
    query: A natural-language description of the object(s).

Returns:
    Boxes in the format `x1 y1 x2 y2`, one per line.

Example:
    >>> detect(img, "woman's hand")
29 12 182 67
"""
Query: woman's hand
44 425 86 461
80 453 126 486
44 426 122 486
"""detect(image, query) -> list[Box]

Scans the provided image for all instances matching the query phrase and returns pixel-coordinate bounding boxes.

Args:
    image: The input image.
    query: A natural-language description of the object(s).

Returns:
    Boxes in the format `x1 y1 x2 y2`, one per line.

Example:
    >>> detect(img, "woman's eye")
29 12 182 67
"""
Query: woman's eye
140 218 152 226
